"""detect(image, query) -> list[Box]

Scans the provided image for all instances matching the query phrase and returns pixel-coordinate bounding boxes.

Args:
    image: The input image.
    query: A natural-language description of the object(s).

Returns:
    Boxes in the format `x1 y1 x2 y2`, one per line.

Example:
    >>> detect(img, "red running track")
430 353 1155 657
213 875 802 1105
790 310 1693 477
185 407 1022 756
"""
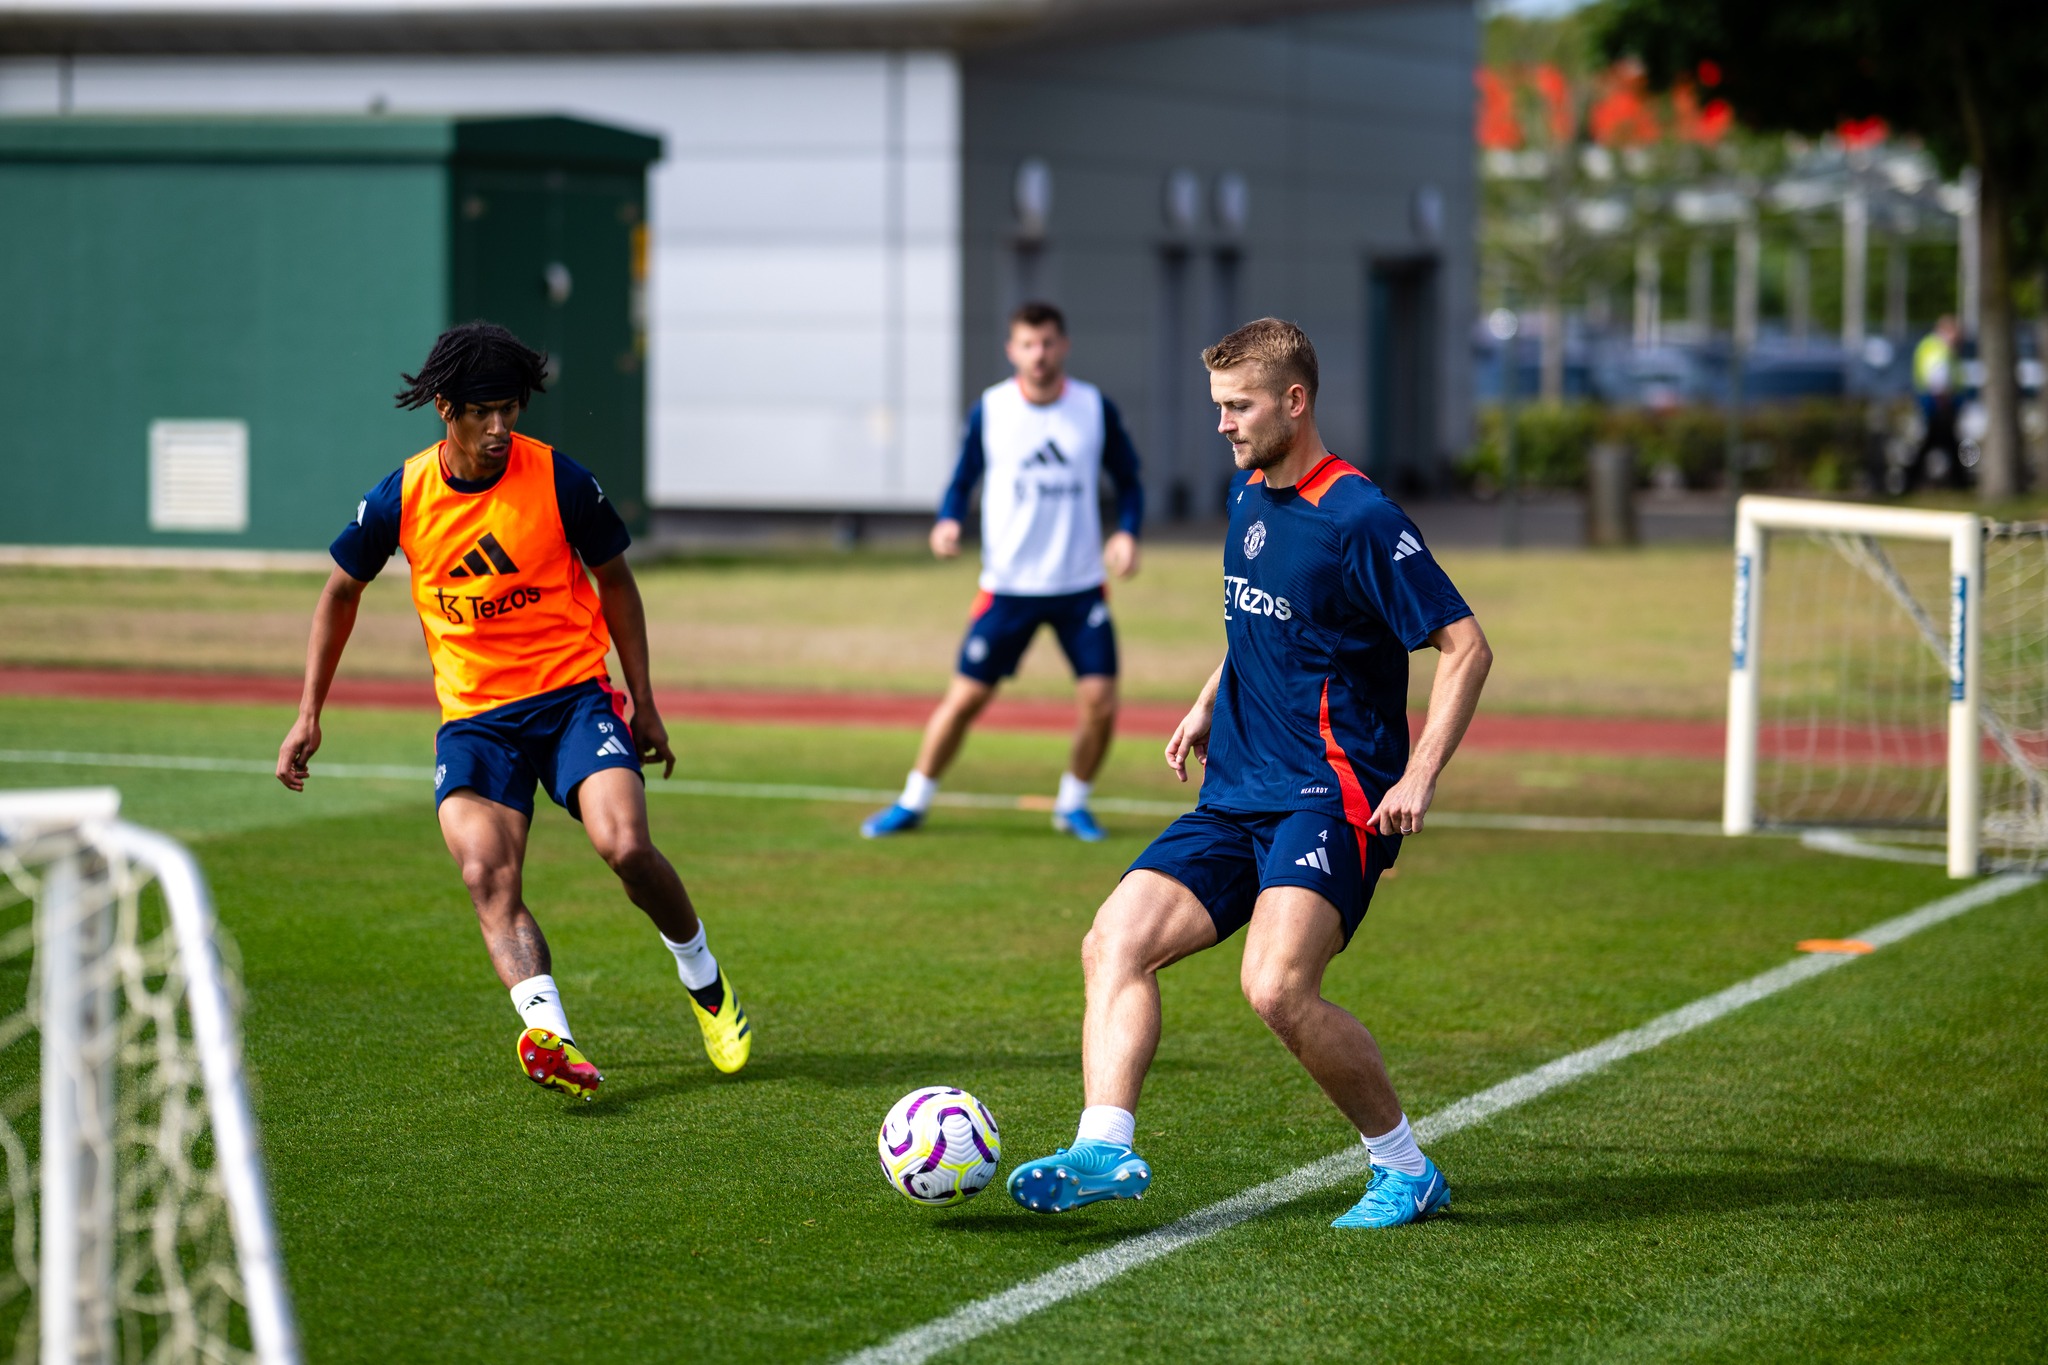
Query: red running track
0 664 1960 764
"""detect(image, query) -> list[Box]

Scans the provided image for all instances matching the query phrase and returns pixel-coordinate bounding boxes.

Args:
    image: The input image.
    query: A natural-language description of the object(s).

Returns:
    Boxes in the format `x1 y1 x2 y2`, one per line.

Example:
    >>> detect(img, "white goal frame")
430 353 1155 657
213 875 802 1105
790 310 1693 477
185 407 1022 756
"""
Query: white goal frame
0 788 300 1365
1723 495 1983 878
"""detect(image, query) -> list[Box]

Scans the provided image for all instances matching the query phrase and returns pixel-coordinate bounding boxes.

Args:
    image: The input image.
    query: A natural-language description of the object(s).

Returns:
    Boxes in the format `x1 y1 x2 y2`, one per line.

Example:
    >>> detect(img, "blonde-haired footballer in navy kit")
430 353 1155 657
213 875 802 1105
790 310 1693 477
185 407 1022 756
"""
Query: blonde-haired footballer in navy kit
1007 319 1493 1229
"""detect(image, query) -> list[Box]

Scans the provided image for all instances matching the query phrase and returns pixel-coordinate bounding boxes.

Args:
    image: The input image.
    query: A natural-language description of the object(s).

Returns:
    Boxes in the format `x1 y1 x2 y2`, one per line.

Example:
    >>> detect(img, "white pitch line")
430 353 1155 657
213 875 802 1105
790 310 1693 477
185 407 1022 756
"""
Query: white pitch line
840 872 2040 1365
0 748 1746 834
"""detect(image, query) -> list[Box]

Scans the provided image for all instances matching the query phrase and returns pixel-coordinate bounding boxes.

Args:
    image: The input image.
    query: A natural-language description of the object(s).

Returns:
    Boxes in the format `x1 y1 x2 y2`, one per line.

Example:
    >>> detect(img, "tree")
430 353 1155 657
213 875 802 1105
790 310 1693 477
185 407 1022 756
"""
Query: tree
1596 0 2048 500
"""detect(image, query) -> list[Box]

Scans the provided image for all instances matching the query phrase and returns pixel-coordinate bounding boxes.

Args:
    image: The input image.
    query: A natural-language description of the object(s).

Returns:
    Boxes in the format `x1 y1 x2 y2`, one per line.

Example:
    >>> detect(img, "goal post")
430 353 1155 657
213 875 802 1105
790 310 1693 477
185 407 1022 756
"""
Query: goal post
0 787 300 1365
1724 496 1986 878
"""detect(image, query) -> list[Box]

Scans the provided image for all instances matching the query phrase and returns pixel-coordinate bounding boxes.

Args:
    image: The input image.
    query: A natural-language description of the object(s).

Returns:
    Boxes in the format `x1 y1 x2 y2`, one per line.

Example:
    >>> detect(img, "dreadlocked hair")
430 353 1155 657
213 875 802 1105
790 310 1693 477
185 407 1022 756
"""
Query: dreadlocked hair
394 321 550 412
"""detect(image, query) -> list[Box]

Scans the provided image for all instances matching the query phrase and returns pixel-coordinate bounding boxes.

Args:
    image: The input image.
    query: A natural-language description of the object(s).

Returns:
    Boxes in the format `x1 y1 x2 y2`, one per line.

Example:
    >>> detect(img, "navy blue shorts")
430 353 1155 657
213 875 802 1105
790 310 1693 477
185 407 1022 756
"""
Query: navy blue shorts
1127 807 1399 948
956 586 1118 684
433 678 641 821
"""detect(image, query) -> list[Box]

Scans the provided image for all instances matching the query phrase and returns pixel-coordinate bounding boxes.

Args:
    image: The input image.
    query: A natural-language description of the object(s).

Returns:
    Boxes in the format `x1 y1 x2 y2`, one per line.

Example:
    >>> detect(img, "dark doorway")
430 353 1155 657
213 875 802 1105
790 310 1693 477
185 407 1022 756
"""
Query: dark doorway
1153 245 1194 520
1204 249 1243 514
1367 255 1439 492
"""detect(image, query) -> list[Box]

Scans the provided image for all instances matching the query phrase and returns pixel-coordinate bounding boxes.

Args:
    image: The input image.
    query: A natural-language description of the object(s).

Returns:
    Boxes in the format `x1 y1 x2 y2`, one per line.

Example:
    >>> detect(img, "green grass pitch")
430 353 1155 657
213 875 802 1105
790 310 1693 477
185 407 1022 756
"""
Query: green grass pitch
1 695 2044 1362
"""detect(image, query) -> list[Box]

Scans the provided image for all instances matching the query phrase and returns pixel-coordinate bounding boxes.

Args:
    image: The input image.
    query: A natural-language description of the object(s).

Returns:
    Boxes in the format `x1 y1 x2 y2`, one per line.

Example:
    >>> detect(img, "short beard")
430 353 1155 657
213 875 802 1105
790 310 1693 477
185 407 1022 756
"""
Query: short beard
1234 416 1296 471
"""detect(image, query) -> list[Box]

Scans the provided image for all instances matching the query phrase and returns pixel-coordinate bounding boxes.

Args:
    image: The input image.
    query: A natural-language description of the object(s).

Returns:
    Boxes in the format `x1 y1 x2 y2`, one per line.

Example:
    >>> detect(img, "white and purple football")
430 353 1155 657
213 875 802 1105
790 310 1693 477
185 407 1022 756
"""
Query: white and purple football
877 1086 1001 1206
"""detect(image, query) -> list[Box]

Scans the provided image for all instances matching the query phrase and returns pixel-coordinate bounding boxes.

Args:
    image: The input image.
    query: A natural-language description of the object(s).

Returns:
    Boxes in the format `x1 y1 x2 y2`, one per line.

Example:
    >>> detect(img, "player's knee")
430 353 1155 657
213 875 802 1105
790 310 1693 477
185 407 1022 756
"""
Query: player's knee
598 834 658 881
1240 968 1310 1041
459 859 518 914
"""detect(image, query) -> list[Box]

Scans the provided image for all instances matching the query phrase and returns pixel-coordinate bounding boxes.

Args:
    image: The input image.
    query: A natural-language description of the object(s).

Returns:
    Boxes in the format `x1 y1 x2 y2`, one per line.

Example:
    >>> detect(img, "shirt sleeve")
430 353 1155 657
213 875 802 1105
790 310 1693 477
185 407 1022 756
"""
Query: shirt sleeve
1341 503 1472 651
552 452 632 567
1100 396 1145 536
937 402 986 523
328 469 403 583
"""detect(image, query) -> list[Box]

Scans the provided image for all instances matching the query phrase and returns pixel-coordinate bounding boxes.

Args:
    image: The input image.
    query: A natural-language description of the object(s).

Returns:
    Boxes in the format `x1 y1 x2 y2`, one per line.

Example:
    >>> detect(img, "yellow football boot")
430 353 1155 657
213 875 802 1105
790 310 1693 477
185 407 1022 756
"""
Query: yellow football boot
516 1028 603 1100
688 971 752 1074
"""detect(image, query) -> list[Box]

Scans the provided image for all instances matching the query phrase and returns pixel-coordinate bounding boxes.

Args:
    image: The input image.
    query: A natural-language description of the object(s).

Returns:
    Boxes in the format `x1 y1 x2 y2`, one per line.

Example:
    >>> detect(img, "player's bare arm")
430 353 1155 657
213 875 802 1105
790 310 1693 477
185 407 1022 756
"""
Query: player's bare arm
930 518 963 558
588 553 675 779
1373 616 1491 837
276 565 371 791
1165 659 1225 783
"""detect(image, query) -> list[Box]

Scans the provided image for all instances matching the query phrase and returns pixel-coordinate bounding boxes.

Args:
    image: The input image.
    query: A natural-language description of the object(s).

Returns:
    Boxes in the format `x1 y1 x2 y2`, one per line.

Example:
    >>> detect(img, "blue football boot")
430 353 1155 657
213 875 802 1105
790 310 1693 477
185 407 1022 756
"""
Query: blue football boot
1053 808 1107 843
861 804 924 839
1330 1157 1450 1228
1007 1141 1152 1213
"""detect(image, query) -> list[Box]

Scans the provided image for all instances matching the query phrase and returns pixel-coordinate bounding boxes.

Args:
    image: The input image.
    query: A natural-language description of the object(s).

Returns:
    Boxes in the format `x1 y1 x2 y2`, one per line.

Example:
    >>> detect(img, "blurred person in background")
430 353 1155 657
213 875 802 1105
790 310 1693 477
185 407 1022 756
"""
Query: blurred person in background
862 301 1145 843
1912 315 1963 488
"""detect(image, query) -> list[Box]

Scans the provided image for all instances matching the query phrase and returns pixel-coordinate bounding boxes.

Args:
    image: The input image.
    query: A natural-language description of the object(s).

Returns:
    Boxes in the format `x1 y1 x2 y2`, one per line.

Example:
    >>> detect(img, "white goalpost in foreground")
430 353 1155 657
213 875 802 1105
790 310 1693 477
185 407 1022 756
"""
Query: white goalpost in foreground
0 788 298 1365
1725 495 2048 878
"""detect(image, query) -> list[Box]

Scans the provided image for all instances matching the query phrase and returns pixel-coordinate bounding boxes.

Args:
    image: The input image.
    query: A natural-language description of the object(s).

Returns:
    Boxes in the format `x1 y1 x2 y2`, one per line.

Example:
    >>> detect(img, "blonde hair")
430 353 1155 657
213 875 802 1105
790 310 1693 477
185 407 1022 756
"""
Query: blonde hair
1202 317 1318 407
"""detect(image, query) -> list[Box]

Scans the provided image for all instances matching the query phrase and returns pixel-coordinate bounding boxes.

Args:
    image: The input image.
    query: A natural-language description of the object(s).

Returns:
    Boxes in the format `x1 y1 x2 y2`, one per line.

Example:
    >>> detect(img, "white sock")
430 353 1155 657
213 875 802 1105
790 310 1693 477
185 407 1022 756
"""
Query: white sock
1361 1114 1427 1177
661 925 721 991
899 770 938 813
1075 1104 1137 1149
510 973 573 1043
1055 772 1092 815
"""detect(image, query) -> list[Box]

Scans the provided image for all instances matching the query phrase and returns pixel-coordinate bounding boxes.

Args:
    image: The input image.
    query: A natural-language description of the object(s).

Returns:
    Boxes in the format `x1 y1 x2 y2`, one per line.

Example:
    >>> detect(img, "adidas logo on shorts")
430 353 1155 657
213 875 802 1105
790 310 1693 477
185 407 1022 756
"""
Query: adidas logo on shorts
1294 847 1332 873
595 735 633 759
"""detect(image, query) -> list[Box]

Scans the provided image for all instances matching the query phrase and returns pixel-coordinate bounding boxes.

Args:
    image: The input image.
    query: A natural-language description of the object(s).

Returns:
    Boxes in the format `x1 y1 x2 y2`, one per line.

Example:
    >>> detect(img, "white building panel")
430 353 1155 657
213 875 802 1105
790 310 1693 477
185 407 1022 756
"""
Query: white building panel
0 49 963 512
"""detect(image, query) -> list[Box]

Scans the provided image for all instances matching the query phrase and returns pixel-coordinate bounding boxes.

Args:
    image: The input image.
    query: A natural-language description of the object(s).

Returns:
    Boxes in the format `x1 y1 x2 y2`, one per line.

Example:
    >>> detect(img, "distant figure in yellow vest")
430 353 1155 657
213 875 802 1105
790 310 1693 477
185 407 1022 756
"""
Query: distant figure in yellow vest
1912 315 1962 488
275 321 750 1100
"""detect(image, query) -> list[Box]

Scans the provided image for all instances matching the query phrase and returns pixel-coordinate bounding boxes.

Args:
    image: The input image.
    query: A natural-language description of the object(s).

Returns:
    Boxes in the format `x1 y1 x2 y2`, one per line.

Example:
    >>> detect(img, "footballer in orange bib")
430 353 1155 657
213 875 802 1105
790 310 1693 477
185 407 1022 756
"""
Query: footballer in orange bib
277 322 752 1098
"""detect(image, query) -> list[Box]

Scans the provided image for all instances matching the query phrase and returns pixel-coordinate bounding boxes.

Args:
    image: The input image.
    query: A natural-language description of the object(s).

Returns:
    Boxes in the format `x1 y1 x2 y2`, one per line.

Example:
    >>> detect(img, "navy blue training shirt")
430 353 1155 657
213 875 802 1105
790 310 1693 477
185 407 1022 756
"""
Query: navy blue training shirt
330 448 630 583
1200 456 1473 825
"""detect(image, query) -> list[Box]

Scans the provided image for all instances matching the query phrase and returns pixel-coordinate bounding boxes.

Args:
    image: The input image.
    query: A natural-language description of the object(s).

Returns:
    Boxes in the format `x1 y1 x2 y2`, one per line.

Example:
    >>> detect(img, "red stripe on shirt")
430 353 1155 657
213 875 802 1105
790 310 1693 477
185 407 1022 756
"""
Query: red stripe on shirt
1318 678 1377 845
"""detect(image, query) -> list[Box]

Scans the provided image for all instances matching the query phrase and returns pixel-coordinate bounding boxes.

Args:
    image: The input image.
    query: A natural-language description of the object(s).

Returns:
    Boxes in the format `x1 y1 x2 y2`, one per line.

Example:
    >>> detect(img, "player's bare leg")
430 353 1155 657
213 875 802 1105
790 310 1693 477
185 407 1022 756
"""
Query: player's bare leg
864 675 994 837
578 767 700 941
439 789 602 1097
913 674 996 780
438 790 547 986
1238 886 1401 1136
578 767 750 1072
1054 674 1117 841
1011 869 1211 1210
1079 870 1216 1111
1240 885 1448 1226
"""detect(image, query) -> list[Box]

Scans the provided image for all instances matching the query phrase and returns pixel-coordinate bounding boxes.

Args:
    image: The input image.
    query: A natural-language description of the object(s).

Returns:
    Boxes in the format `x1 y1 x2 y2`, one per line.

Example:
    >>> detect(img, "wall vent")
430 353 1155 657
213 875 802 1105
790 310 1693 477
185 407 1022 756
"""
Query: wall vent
149 420 248 533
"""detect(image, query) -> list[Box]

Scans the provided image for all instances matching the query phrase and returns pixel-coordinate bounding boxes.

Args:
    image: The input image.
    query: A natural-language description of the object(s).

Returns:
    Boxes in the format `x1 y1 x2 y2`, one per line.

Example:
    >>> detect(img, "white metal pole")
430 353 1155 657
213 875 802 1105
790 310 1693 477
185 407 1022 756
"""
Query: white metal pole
1724 500 1764 835
39 850 81 1365
1948 523 1984 877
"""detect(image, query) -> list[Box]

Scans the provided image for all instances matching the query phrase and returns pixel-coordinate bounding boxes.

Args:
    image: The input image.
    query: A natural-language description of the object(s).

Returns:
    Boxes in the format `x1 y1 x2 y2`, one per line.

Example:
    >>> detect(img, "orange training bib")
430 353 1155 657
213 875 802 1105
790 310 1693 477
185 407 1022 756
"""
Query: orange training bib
397 433 612 721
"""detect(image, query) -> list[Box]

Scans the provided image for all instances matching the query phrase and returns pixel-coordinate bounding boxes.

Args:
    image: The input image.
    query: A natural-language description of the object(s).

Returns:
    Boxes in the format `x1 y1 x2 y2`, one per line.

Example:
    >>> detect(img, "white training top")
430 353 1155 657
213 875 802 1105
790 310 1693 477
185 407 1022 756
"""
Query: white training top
938 377 1145 597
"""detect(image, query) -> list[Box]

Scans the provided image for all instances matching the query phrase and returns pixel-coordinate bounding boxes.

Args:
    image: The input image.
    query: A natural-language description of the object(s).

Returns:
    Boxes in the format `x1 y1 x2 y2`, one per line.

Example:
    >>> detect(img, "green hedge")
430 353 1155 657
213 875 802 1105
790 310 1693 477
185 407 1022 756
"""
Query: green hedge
1462 399 1876 493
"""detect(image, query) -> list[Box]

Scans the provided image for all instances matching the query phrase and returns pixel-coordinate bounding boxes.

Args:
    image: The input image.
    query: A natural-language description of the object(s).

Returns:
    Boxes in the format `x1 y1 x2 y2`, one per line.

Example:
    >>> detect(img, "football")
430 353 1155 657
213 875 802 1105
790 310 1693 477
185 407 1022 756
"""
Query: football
877 1086 1002 1206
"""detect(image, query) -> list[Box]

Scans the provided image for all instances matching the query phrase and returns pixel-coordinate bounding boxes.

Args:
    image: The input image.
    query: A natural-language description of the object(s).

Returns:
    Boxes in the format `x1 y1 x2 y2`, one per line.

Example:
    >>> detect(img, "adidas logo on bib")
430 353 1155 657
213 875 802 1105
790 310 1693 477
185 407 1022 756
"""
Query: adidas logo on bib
448 531 521 579
1294 847 1332 873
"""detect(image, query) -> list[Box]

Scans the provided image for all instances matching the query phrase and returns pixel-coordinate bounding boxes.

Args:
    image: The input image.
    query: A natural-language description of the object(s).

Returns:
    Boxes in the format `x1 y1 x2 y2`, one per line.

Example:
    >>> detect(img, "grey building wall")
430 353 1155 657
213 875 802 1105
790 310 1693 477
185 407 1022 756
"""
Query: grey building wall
961 0 1475 520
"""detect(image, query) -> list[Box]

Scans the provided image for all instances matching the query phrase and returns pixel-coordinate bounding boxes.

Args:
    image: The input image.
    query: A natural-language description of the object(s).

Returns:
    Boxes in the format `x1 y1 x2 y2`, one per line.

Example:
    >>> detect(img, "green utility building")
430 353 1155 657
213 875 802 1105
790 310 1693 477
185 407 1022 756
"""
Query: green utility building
0 114 660 552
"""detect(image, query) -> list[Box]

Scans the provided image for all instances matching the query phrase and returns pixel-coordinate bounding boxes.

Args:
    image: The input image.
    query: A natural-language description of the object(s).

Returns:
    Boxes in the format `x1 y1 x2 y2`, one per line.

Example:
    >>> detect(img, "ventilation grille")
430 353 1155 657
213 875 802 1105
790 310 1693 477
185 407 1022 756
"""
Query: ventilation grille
149 420 248 533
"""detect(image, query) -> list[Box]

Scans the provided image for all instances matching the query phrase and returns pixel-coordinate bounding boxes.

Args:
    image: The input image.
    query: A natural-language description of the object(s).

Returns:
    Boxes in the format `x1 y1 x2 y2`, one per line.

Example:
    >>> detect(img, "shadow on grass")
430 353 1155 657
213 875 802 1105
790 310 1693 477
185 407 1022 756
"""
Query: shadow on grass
1276 1146 2044 1230
546 1049 1079 1114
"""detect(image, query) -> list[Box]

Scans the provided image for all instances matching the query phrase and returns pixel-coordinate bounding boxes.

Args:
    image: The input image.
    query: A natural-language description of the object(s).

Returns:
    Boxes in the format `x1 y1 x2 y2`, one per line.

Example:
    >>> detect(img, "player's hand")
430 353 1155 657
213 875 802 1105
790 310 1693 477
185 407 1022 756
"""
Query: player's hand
632 706 677 779
930 519 963 559
1165 701 1213 784
276 714 322 793
1373 769 1438 836
1104 531 1140 580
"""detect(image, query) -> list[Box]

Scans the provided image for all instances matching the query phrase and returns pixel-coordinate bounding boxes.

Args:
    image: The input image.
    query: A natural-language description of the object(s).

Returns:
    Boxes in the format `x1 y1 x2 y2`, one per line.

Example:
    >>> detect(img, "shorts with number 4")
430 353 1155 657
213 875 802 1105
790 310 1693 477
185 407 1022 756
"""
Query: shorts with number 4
433 678 641 821
1126 806 1399 948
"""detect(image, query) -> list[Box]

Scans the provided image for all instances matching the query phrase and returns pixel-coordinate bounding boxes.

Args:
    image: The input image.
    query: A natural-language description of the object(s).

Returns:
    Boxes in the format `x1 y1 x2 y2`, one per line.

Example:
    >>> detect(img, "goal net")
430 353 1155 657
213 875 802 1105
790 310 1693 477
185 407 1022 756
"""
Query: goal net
1724 496 2048 877
0 789 298 1364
